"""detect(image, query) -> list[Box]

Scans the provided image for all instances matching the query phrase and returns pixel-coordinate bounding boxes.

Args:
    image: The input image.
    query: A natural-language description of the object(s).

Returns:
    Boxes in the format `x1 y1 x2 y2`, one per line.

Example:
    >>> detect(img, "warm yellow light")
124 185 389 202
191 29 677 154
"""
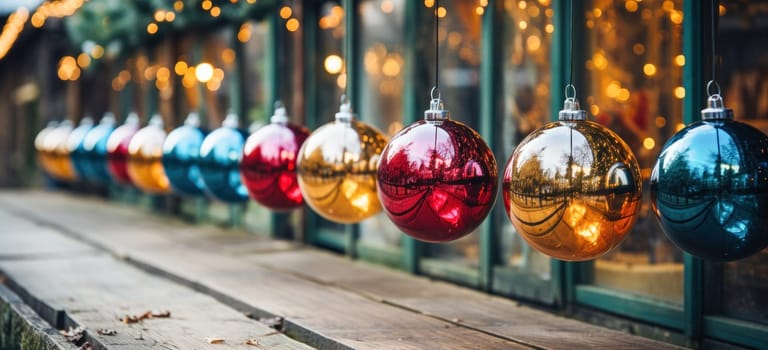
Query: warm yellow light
213 68 225 81
280 6 292 19
195 63 214 83
625 0 638 12
526 35 541 51
424 0 434 8
154 10 165 22
381 0 394 13
31 13 44 28
206 79 221 91
655 116 666 128
674 86 685 99
643 137 655 150
147 22 158 34
237 23 251 42
436 6 446 18
605 81 620 98
633 43 645 55
76 53 90 68
324 54 343 74
674 54 685 66
519 20 528 30
475 6 484 15
670 11 683 24
286 18 300 32
643 63 656 76
165 11 175 22
173 0 184 11
174 61 187 75
719 4 726 16
593 8 602 18
337 73 347 89
382 57 401 77
202 0 212 10
662 0 674 11
528 5 540 17
590 105 600 116
617 88 631 102
156 67 170 81
675 123 685 132
210 6 221 17
91 45 104 59
545 24 554 33
592 52 607 70
518 1 527 10
221 48 235 65
545 8 553 17
479 0 488 6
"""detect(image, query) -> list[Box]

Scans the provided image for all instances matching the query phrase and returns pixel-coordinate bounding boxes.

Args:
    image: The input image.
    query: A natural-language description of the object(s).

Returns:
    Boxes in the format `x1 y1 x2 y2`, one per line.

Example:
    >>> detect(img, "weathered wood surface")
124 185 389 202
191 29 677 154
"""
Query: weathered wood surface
0 206 312 350
0 283 79 350
0 190 689 349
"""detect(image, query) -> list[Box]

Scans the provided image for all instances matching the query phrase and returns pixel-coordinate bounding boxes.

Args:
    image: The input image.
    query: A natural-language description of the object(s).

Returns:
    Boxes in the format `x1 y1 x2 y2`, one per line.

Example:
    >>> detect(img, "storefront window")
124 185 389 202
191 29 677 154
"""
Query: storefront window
498 0 554 283
712 1 768 326
584 0 685 304
358 0 406 252
421 0 483 271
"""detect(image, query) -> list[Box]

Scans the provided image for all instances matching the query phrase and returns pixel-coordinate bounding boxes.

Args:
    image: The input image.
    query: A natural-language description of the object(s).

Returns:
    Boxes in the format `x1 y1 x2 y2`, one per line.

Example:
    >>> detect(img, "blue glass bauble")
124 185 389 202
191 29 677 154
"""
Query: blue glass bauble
651 94 768 261
199 112 249 202
162 113 206 196
67 116 94 180
80 113 116 185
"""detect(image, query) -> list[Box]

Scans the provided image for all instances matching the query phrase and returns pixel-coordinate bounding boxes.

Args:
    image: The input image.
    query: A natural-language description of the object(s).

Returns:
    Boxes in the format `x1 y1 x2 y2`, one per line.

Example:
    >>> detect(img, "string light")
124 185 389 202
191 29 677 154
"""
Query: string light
0 8 29 60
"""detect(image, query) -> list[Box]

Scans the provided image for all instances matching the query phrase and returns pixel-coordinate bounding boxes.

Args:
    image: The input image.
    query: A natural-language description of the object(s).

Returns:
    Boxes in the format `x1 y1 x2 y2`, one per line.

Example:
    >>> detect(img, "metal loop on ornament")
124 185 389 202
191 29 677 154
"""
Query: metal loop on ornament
274 100 284 110
565 84 577 99
431 86 441 100
707 80 721 97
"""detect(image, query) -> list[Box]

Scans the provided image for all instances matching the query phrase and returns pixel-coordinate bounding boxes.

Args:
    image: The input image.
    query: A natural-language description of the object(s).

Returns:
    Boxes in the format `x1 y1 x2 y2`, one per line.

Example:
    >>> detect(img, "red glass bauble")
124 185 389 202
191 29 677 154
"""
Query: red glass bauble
106 113 140 185
241 105 310 211
377 97 498 242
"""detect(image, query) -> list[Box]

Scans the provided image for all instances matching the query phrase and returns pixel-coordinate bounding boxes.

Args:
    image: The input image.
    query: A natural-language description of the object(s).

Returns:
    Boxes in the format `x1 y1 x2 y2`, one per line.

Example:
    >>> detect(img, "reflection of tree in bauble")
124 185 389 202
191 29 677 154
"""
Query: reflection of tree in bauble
241 108 310 211
297 109 387 223
503 119 642 261
44 120 77 182
106 113 140 185
651 113 768 261
80 113 116 185
378 106 497 242
127 115 170 194
67 117 94 181
162 113 205 196
199 113 249 203
35 121 59 179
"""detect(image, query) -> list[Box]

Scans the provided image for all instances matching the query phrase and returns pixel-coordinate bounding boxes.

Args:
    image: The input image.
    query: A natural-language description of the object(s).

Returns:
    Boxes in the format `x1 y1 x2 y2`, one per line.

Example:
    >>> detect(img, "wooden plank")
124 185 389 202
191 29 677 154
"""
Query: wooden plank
0 209 96 259
0 282 79 350
0 191 532 350
0 254 313 350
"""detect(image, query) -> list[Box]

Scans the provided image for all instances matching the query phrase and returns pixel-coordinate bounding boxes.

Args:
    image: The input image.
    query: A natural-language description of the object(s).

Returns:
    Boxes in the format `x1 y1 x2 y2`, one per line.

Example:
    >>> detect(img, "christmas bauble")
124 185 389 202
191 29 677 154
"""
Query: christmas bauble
297 101 387 223
80 113 116 185
503 97 642 261
199 112 249 202
162 112 206 196
377 98 497 242
67 116 94 181
651 94 768 261
44 120 77 182
35 121 59 179
241 105 310 211
127 114 170 194
106 112 140 185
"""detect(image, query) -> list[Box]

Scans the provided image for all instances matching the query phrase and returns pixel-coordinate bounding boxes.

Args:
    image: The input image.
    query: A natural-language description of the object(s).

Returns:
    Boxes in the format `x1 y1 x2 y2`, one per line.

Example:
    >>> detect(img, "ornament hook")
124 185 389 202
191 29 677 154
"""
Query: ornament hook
564 84 577 100
430 86 441 100
706 80 721 97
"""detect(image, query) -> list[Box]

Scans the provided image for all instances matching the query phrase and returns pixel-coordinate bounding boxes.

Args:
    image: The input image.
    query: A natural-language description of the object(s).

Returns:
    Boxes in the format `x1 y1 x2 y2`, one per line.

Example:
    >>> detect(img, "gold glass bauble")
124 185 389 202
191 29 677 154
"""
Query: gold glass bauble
503 97 642 261
297 101 387 223
126 115 170 194
43 120 78 182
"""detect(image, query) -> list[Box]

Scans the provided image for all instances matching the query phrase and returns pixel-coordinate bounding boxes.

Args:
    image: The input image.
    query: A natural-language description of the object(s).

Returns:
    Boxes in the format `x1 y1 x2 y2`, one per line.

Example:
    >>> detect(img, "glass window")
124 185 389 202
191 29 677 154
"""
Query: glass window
420 0 483 272
710 1 768 326
584 0 685 304
357 0 406 253
497 0 554 287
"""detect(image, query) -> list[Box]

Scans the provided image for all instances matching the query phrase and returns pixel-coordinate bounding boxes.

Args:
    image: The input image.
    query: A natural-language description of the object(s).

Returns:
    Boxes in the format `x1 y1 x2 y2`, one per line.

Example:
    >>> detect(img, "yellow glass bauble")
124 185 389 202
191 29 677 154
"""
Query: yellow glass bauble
503 97 642 261
126 115 170 194
35 121 59 179
43 120 78 182
297 100 387 223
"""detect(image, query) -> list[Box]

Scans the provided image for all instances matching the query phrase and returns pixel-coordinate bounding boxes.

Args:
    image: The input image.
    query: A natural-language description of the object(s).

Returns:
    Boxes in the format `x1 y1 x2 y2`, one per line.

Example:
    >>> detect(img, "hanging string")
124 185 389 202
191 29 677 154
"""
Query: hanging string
568 0 574 89
434 0 440 92
708 0 720 97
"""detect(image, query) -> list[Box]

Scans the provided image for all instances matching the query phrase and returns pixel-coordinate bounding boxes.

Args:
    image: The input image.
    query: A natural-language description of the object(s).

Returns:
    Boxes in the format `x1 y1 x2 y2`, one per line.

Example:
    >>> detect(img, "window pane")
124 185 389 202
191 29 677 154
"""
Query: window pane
714 1 768 326
358 0 406 250
421 0 483 269
499 0 553 280
585 0 684 304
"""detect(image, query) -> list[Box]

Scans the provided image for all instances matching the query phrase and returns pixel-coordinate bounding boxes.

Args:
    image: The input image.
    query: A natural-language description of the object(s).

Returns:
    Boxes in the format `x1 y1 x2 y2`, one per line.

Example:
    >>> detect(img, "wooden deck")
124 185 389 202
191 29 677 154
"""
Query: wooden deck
0 190 687 349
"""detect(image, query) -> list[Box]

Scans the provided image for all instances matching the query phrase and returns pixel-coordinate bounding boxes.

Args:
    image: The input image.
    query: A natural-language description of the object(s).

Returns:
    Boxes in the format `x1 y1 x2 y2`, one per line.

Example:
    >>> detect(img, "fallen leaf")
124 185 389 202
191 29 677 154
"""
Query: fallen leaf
78 342 92 350
151 310 171 318
259 316 284 331
244 338 259 346
60 326 86 342
120 315 140 324
137 311 153 320
206 337 225 344
96 328 117 336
